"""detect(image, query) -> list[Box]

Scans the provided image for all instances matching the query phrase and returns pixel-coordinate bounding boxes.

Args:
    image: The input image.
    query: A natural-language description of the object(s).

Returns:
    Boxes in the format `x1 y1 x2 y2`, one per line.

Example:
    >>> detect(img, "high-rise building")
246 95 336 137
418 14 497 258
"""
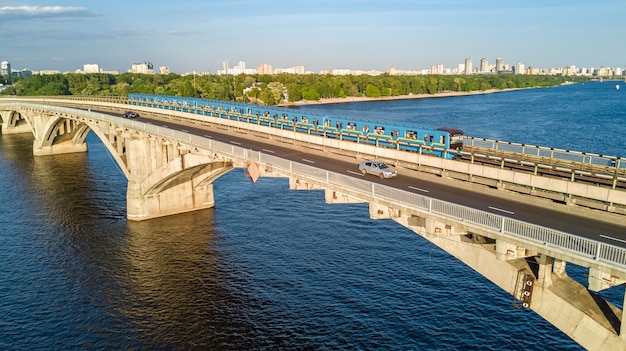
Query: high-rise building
596 66 611 77
0 61 11 76
464 57 472 75
480 57 488 72
495 57 504 73
514 62 525 75
257 64 273 74
429 64 444 74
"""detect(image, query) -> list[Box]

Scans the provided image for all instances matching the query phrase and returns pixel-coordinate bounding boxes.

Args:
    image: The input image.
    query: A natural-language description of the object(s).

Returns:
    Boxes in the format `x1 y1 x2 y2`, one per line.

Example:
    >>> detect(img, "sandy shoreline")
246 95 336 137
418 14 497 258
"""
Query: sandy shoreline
279 88 525 106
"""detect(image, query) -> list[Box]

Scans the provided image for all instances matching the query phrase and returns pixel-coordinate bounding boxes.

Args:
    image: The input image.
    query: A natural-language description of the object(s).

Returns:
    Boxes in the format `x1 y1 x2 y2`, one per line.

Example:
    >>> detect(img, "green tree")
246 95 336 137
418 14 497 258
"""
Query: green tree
365 84 381 97
286 83 301 102
3 71 588 102
301 87 320 100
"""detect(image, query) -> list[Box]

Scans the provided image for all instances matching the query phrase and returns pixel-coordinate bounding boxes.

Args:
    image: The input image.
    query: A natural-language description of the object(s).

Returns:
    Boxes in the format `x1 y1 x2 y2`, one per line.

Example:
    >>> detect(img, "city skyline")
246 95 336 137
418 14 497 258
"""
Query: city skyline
0 1 625 74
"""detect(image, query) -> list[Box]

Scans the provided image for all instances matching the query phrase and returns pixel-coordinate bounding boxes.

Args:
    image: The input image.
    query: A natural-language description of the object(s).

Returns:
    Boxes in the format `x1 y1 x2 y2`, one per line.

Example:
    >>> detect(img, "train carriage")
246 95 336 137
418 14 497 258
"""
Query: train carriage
127 94 464 159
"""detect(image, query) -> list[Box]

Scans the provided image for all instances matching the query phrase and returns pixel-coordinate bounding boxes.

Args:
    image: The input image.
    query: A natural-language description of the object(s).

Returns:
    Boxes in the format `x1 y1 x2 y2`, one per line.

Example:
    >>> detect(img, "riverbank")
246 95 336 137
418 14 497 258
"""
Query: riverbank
280 88 524 106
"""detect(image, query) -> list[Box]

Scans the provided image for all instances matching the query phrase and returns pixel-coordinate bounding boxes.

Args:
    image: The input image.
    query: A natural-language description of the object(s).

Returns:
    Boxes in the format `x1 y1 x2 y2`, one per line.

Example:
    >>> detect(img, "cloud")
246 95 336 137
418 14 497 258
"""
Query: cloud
0 6 95 21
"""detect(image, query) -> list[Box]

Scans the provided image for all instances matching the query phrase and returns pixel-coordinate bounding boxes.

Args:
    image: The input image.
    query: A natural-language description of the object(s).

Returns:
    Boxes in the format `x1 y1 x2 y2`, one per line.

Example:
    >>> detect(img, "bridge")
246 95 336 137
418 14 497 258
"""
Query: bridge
1 96 626 350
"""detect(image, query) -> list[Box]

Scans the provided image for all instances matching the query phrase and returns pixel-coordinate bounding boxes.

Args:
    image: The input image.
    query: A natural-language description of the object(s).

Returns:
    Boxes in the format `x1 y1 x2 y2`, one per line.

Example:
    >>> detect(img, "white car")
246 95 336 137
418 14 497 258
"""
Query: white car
358 160 397 179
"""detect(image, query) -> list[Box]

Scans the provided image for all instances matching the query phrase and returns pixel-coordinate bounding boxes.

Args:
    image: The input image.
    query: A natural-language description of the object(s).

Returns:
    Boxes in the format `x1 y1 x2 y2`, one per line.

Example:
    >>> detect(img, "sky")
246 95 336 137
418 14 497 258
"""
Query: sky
0 0 624 74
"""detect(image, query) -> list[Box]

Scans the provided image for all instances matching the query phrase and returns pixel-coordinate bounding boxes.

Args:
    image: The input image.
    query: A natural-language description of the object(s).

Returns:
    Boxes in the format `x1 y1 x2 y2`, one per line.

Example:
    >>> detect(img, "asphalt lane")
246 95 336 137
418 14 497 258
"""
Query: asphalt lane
120 111 626 246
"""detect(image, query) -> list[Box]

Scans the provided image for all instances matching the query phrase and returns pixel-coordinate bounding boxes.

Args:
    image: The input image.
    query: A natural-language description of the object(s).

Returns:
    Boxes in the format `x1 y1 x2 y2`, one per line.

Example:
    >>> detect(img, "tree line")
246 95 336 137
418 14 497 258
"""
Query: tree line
0 72 588 105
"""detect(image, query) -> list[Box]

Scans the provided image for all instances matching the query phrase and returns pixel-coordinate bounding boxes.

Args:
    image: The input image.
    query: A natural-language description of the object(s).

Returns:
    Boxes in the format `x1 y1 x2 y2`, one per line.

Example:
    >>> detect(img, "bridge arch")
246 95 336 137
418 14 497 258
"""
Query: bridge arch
0 102 235 220
32 115 90 155
0 109 31 134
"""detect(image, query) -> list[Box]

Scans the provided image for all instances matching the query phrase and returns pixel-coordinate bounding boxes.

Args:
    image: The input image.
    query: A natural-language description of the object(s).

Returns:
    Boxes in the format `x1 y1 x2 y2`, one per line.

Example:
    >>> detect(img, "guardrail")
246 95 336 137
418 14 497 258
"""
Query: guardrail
7 102 621 272
0 95 127 104
260 151 626 271
466 136 624 170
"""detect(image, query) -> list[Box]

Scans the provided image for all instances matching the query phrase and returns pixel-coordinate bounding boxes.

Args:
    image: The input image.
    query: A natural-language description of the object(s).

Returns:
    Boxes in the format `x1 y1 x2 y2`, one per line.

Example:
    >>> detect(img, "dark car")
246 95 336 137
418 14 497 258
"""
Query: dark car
123 111 139 118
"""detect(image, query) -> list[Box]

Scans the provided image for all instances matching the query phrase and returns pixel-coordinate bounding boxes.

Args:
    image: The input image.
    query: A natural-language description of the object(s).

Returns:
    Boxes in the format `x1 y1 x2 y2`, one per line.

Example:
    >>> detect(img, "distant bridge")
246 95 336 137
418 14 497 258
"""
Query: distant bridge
1 97 626 350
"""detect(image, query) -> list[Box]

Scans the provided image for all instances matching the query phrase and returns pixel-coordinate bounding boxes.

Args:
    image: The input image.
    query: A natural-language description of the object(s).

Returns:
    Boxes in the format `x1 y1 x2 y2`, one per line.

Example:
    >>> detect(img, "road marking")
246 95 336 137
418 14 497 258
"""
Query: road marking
347 170 364 176
262 149 275 154
230 141 241 145
408 186 429 193
302 158 315 164
600 235 626 244
488 206 515 215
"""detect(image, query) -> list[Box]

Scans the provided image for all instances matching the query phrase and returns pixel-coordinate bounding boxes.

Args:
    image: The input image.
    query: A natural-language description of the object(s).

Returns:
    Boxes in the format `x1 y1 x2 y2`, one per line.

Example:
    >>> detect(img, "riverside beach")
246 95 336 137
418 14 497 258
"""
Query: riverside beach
280 88 525 107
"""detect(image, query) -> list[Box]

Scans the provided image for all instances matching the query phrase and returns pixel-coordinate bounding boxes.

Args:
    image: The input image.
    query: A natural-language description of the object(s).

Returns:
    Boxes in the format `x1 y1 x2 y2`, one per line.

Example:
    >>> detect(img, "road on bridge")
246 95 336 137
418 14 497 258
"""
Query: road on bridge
109 110 626 248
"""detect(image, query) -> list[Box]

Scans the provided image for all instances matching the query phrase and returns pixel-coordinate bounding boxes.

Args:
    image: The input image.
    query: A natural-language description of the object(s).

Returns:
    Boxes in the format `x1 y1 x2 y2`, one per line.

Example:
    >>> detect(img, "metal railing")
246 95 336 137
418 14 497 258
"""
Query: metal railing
4 101 626 272
466 136 624 169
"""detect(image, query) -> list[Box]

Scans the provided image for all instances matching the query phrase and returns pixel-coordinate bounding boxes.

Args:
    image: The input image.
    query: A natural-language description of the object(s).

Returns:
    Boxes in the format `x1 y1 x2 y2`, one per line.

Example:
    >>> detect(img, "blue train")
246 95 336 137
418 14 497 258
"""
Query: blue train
127 94 464 159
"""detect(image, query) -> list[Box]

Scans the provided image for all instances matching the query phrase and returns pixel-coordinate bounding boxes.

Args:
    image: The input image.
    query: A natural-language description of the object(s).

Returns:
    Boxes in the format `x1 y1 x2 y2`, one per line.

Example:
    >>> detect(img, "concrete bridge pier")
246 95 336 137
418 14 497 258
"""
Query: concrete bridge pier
27 111 90 156
1 110 32 134
363 207 626 351
124 135 234 221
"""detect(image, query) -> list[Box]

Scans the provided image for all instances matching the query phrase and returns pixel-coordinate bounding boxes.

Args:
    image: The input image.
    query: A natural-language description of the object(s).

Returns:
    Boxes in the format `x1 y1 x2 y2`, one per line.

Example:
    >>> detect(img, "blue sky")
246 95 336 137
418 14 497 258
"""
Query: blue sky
0 0 624 73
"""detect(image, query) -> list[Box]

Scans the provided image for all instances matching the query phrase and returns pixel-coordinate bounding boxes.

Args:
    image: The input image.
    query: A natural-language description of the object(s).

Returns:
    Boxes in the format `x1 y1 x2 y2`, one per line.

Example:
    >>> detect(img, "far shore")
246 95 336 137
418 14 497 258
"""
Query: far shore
279 87 530 107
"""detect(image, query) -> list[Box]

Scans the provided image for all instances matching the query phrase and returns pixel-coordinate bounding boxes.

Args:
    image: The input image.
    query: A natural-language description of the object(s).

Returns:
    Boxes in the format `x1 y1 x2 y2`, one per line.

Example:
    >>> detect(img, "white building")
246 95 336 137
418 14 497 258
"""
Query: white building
83 64 100 73
0 61 11 76
480 57 488 72
130 62 154 74
331 69 352 75
274 66 305 74
217 60 256 75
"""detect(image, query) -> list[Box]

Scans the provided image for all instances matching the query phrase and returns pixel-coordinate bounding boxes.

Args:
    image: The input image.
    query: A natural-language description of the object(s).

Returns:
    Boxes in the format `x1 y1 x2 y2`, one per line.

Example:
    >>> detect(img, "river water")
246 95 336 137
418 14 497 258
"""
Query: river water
0 81 624 350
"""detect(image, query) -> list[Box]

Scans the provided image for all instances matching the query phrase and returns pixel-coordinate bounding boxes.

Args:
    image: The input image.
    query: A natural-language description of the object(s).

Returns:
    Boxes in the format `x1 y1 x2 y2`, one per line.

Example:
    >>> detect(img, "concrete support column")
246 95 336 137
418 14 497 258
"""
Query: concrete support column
124 136 230 221
536 254 553 288
553 259 567 277
588 268 626 292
